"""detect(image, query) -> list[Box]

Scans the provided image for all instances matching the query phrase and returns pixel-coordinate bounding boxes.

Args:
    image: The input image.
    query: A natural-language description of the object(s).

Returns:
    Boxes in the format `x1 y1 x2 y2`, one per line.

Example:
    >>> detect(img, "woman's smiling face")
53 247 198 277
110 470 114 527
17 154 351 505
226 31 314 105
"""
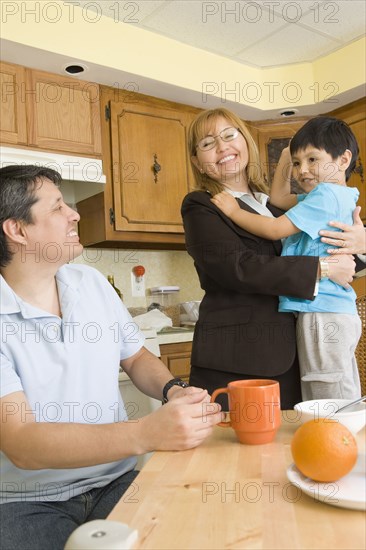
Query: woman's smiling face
191 116 249 189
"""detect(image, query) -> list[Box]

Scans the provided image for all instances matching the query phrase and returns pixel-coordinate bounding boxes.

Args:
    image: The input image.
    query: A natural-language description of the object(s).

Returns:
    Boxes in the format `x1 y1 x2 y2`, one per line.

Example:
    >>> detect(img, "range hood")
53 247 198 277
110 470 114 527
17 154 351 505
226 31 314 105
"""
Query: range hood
0 146 106 184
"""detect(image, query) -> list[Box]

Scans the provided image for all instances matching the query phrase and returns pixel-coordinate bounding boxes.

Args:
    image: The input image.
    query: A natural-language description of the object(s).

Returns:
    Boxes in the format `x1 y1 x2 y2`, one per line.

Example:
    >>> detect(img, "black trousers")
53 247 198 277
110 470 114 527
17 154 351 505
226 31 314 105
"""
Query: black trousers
189 356 302 410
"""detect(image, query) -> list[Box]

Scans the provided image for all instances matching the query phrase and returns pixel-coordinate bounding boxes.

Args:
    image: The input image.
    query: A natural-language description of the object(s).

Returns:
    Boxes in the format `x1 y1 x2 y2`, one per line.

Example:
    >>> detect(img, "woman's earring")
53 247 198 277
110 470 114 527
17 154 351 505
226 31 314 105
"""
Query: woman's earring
200 168 204 174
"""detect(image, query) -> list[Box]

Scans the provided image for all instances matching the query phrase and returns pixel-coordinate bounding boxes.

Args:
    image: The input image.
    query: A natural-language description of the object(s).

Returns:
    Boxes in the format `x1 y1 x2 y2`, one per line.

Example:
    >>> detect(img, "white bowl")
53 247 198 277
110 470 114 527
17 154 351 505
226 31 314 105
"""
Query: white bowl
294 399 366 434
180 301 201 322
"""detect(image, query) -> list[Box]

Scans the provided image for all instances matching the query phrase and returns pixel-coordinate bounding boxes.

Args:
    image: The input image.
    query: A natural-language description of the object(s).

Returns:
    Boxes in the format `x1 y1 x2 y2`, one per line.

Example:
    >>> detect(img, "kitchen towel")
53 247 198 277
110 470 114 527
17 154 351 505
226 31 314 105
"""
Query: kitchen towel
132 309 173 331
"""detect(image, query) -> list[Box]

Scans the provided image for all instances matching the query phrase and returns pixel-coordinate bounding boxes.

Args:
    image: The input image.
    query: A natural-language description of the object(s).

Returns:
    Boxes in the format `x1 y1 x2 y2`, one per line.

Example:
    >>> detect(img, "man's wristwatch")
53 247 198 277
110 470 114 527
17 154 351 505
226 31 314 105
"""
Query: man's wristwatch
162 378 189 403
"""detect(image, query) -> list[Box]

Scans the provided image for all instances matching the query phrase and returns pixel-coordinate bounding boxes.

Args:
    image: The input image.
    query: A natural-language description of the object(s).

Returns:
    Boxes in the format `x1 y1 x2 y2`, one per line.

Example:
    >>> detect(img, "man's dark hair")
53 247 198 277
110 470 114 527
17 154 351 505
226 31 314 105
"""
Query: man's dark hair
290 116 359 182
0 165 62 267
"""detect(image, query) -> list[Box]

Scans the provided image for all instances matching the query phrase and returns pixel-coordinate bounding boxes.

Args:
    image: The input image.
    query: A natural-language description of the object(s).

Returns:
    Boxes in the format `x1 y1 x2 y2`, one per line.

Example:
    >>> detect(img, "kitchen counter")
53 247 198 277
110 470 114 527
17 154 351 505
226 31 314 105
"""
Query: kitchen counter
157 327 194 345
108 412 365 549
354 268 366 278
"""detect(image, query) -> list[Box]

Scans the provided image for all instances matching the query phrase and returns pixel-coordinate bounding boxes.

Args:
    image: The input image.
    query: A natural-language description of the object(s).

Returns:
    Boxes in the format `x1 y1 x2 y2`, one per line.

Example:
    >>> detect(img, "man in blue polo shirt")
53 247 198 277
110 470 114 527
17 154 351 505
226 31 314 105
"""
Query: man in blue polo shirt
0 165 223 550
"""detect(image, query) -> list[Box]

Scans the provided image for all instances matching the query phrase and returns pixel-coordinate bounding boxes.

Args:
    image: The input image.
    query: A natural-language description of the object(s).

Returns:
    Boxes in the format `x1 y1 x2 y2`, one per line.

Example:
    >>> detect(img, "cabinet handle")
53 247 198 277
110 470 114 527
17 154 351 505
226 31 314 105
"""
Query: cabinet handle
153 154 161 183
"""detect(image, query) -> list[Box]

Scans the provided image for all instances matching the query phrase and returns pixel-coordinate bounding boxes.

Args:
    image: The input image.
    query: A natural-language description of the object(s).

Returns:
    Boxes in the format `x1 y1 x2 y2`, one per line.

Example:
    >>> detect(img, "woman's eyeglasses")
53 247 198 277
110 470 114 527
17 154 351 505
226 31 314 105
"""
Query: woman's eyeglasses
196 127 241 152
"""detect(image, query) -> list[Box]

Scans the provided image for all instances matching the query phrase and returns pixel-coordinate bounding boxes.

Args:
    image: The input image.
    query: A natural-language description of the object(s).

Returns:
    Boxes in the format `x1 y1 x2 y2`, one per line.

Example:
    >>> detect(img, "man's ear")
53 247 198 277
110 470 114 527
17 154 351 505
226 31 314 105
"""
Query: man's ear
2 219 27 245
339 149 352 171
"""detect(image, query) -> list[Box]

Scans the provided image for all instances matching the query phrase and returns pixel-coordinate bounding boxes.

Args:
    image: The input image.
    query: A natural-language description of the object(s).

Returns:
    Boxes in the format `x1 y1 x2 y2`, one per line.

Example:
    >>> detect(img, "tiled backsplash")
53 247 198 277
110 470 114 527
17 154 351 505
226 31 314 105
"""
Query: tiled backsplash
72 248 204 307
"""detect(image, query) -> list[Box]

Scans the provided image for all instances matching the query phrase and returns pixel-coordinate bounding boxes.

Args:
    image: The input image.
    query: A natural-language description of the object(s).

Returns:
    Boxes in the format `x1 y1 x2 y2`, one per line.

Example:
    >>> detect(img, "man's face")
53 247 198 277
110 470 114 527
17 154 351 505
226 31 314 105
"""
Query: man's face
23 178 83 266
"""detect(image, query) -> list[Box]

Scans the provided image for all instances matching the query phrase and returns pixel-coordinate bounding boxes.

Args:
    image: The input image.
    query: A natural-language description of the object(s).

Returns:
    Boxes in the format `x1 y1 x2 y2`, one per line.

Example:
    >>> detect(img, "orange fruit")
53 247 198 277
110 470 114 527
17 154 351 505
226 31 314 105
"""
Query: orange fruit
291 418 358 482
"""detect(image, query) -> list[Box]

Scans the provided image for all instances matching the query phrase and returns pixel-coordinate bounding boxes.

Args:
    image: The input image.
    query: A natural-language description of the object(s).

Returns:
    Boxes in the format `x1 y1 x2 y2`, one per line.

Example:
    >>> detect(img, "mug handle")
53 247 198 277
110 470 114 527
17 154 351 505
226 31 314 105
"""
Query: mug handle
211 388 231 428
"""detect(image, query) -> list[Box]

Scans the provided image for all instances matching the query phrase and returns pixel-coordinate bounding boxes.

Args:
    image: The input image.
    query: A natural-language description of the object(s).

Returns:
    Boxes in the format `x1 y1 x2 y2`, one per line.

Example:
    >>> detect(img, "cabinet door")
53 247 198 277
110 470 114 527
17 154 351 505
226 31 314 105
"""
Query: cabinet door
0 62 27 145
160 342 192 382
110 101 190 233
26 69 102 155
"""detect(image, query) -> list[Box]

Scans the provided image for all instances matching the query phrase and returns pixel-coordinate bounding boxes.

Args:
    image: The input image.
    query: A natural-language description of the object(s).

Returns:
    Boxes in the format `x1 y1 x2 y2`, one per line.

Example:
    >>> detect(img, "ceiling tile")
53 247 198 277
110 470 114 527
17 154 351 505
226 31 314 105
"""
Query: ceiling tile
297 0 365 42
64 0 166 23
137 0 286 57
236 25 340 67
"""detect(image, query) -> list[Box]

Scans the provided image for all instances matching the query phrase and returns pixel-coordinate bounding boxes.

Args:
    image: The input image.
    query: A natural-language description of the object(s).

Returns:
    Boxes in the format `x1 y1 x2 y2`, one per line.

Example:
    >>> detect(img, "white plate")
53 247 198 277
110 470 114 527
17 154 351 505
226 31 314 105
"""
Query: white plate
287 453 366 511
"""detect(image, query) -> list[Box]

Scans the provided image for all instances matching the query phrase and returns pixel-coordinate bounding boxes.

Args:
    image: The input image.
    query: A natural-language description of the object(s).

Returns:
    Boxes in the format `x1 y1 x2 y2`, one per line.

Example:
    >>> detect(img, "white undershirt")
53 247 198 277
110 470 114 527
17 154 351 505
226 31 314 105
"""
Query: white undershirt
228 190 274 218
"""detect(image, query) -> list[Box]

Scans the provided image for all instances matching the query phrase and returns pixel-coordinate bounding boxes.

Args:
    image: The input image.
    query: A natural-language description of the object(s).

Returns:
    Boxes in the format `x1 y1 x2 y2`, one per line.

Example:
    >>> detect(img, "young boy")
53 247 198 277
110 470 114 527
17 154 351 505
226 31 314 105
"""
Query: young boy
211 116 362 401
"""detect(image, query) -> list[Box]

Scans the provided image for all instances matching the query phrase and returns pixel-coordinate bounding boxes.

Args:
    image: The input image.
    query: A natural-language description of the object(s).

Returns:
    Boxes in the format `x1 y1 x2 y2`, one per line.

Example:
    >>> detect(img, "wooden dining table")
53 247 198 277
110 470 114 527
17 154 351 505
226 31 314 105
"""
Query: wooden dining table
108 411 366 549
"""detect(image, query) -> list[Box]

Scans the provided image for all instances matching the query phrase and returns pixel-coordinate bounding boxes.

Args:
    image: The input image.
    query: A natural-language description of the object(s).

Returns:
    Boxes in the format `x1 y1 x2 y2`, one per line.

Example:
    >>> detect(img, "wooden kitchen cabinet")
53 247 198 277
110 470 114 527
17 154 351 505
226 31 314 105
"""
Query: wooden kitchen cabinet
77 86 200 249
160 341 192 382
109 100 190 233
26 69 101 155
0 62 27 145
0 62 102 156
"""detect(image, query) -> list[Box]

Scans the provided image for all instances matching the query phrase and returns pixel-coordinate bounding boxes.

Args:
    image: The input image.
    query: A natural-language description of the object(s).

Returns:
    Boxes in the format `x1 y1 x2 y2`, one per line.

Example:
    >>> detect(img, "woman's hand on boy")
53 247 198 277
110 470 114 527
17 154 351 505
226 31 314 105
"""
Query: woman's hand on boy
320 206 365 255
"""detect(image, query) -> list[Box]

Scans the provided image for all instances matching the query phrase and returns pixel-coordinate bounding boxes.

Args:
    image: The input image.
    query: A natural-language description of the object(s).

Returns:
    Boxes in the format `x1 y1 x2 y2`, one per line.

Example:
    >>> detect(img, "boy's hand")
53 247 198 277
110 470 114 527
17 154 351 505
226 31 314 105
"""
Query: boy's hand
280 145 291 160
211 192 240 218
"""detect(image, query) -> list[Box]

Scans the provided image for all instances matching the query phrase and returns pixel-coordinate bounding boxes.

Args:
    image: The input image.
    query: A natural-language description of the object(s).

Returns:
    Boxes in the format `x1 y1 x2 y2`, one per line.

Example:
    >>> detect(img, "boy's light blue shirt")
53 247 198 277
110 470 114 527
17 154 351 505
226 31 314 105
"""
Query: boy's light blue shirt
0 264 145 502
280 183 358 314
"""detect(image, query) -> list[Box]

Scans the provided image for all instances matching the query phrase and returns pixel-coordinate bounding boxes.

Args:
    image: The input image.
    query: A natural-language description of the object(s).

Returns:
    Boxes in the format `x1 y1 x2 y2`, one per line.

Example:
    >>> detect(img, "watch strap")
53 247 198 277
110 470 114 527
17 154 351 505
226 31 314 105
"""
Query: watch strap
162 378 189 403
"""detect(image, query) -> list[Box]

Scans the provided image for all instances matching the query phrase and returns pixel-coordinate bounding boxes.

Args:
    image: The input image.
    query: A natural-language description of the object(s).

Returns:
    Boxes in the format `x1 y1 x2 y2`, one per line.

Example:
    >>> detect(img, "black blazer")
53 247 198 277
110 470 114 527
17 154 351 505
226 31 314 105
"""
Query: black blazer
181 191 319 377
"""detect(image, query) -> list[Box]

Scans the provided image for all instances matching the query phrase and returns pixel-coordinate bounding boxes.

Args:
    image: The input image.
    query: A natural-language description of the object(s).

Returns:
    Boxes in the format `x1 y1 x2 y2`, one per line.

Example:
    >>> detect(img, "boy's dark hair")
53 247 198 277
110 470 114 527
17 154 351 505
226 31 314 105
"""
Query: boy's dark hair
0 165 62 267
290 116 359 182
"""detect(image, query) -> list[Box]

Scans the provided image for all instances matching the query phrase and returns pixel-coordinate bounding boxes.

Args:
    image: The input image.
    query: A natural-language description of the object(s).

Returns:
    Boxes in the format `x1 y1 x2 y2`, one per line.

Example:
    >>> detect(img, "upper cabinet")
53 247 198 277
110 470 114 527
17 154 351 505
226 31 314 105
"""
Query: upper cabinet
76 87 199 249
0 62 27 145
109 100 191 233
26 70 102 155
0 62 102 156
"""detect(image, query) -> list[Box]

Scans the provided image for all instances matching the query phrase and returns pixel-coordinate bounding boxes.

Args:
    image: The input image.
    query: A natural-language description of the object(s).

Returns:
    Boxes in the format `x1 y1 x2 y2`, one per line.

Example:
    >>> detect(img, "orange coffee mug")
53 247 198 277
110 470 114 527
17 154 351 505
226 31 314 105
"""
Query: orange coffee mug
211 379 281 445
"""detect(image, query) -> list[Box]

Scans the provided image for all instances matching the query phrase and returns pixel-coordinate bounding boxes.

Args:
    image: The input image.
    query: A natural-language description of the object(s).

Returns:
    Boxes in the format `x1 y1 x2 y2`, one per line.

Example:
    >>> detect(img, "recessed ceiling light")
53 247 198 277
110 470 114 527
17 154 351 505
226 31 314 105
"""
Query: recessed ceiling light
63 63 88 75
279 109 299 117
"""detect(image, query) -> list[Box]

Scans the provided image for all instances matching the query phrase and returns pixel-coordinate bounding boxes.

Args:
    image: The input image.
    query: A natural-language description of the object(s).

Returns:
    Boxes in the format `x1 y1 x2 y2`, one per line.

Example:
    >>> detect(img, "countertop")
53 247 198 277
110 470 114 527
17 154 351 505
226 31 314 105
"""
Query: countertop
354 268 366 278
108 412 365 549
157 327 194 345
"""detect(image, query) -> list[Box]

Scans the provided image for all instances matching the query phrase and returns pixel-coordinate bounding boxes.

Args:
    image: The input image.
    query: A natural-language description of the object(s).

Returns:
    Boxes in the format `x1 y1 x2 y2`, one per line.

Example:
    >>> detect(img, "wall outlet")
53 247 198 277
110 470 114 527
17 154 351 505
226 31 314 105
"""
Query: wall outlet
131 272 146 297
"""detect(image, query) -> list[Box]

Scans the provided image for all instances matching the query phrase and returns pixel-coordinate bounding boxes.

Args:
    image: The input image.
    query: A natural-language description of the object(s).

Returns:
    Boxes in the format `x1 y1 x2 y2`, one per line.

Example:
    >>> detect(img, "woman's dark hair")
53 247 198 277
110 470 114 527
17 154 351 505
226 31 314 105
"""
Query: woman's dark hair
290 116 359 182
0 165 62 267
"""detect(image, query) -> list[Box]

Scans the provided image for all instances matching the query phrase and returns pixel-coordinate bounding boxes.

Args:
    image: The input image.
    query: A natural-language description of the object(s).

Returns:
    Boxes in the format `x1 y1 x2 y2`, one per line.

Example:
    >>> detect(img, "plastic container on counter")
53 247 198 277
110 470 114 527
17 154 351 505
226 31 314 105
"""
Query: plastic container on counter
147 286 180 326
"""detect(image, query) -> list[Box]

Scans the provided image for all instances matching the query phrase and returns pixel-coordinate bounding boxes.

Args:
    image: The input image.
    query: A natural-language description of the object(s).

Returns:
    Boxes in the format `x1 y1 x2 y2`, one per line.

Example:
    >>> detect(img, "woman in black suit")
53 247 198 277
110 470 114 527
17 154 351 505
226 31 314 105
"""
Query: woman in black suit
181 108 365 408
